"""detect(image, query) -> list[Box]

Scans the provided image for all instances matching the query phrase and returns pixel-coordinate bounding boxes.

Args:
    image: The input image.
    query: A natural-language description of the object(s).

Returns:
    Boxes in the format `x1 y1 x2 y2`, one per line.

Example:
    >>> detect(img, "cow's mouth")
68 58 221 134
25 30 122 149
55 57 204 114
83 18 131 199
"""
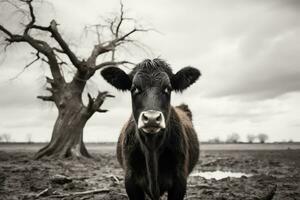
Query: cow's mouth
141 127 162 134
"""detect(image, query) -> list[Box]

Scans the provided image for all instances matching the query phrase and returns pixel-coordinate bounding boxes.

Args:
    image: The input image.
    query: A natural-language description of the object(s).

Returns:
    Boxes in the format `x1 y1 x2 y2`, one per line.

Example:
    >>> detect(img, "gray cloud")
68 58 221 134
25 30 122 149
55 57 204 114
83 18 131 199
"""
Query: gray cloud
197 1 300 100
209 32 300 99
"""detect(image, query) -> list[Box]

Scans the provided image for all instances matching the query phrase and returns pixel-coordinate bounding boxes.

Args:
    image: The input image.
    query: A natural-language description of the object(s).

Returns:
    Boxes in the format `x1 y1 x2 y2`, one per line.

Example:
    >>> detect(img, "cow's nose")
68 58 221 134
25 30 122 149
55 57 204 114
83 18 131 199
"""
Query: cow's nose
138 110 166 132
141 111 162 126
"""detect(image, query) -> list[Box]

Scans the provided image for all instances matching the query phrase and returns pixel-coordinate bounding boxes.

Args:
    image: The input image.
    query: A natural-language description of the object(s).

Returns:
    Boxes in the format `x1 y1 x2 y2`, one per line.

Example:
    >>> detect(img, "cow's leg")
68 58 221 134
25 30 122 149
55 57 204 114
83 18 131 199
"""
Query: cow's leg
125 175 145 200
167 176 186 200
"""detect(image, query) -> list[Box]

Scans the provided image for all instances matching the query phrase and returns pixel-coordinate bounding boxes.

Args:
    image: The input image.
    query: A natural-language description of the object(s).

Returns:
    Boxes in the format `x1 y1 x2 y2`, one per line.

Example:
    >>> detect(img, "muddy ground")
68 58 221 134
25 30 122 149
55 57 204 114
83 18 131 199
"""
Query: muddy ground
0 145 299 200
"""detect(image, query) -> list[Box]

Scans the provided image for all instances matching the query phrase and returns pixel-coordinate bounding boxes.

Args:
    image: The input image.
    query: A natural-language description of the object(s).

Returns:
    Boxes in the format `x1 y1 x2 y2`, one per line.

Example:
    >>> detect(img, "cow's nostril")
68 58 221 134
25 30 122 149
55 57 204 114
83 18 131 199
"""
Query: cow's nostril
142 113 149 123
156 114 162 123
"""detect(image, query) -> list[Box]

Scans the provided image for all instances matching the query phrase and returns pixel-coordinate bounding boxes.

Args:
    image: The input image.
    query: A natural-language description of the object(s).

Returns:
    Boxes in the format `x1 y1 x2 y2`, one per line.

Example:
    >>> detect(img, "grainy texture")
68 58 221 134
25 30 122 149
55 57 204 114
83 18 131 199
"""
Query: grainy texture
0 145 299 200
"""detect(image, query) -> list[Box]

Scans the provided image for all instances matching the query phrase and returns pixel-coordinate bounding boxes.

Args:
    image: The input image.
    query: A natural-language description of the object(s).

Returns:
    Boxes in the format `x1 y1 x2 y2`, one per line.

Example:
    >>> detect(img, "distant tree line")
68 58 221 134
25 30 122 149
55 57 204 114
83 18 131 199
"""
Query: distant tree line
206 133 271 144
0 133 11 142
0 133 33 143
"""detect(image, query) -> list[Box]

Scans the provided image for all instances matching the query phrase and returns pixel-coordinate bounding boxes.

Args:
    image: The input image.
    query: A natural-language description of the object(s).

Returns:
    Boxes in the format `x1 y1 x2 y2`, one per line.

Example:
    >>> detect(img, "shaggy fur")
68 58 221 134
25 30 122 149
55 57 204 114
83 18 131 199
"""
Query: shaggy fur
117 106 199 200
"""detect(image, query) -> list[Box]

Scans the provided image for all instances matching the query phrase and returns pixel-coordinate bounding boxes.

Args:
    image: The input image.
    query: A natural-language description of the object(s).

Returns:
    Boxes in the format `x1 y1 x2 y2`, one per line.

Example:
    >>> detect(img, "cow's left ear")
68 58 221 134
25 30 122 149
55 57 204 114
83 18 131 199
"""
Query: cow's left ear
101 67 132 91
171 66 201 92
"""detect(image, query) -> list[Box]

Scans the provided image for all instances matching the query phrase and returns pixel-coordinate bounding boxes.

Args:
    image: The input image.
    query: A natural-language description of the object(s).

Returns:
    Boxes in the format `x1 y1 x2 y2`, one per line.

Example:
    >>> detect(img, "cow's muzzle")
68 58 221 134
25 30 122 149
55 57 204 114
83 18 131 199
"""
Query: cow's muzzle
138 110 166 133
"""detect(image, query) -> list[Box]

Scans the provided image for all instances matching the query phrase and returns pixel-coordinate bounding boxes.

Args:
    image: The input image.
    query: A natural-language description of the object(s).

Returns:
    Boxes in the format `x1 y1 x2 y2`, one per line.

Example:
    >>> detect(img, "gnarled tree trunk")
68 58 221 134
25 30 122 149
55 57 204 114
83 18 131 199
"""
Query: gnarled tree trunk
34 72 111 159
35 104 91 159
34 75 89 159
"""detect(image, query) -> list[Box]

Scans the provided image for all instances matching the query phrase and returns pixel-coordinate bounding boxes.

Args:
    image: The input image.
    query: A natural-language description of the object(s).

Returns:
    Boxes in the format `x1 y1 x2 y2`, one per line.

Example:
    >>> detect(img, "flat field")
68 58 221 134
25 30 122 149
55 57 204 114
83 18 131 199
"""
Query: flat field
0 143 299 200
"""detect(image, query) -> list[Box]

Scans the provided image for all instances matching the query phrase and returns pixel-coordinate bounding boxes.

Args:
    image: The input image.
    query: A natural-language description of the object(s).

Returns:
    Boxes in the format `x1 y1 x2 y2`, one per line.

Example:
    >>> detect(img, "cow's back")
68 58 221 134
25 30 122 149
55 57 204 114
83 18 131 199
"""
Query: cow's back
174 104 199 174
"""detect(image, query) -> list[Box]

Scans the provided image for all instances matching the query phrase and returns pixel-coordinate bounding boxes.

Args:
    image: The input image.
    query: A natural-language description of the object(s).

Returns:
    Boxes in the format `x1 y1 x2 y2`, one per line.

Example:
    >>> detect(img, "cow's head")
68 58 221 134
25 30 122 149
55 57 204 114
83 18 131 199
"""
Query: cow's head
101 59 200 135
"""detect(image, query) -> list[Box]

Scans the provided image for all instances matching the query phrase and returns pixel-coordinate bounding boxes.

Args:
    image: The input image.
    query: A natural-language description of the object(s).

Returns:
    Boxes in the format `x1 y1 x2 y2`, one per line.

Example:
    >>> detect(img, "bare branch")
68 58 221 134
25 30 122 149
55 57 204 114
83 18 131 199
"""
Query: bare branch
49 188 110 198
37 95 54 101
46 76 55 84
95 25 101 44
94 60 134 70
34 188 49 198
9 51 40 81
0 25 65 83
0 25 13 38
49 20 82 69
86 91 114 114
0 21 64 82
86 44 112 67
33 20 83 70
86 28 146 67
26 36 65 82
85 2 148 68
46 87 54 93
111 28 140 45
1 0 149 86
109 18 116 35
24 0 35 34
96 109 108 113
25 52 40 66
115 1 124 38
0 2 65 83
87 93 94 111
94 91 115 108
46 76 58 88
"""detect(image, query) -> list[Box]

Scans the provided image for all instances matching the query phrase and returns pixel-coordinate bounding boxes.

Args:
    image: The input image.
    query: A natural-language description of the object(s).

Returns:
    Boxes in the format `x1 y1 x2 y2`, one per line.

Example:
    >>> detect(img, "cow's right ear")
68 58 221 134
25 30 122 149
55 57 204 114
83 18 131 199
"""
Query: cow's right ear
101 67 132 91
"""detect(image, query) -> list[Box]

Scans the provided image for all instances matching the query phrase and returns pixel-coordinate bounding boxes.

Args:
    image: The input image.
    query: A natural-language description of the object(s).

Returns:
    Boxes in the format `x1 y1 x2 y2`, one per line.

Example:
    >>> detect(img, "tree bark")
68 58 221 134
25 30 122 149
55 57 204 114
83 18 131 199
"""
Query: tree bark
34 107 90 159
34 77 92 159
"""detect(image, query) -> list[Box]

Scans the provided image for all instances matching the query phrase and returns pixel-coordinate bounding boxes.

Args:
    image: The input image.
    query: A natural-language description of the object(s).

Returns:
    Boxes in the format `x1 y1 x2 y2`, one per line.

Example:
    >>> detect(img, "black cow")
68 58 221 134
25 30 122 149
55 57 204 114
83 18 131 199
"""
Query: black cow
101 59 200 200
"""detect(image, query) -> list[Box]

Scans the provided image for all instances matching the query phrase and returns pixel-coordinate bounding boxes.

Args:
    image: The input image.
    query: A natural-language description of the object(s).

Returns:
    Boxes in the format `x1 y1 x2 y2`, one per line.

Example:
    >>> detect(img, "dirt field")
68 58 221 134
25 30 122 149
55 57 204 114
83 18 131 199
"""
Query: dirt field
0 144 299 200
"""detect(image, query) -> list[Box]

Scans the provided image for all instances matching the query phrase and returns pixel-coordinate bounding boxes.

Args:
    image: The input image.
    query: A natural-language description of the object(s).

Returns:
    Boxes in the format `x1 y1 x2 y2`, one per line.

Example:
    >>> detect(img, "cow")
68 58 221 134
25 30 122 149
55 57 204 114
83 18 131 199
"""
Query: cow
101 59 200 200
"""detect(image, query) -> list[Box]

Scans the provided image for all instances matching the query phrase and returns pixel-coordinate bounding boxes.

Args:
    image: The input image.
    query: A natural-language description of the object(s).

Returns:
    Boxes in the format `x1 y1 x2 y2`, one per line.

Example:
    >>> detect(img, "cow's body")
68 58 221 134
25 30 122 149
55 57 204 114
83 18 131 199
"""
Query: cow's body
101 59 201 200
117 105 199 199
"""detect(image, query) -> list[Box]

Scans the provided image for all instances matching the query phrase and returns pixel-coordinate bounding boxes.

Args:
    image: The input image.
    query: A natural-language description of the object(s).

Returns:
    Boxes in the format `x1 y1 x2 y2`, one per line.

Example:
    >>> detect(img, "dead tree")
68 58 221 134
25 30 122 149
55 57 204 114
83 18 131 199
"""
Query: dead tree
0 0 147 159
1 133 11 143
257 133 268 144
247 134 256 143
226 133 240 143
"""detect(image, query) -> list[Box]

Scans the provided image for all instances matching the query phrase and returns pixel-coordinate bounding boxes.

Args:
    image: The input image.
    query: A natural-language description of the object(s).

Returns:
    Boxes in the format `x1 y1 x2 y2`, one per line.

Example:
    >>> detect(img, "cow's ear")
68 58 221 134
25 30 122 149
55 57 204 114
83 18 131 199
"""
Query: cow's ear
171 66 201 92
101 67 132 91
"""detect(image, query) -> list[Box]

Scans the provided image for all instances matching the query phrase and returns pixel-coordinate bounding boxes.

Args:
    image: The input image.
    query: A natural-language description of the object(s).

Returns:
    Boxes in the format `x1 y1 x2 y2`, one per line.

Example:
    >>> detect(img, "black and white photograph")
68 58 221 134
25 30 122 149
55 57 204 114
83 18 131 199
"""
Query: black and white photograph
0 0 299 199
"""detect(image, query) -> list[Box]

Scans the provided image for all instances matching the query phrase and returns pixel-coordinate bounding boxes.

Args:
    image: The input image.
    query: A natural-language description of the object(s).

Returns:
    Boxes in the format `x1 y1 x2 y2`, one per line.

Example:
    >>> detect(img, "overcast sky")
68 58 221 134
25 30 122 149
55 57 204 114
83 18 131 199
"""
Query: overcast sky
0 0 299 142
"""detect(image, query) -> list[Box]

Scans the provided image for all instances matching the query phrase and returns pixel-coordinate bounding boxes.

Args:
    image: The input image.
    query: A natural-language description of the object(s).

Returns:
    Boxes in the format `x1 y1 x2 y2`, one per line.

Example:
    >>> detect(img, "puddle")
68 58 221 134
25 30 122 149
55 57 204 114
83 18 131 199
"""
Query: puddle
191 170 252 180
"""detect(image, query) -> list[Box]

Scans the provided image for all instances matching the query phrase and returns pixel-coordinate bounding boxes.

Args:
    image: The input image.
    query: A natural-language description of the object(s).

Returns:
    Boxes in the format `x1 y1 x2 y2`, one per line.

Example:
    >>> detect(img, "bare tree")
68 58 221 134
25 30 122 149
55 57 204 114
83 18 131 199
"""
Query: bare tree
226 133 240 143
1 134 11 143
0 0 148 159
208 137 221 144
257 133 268 144
247 134 256 143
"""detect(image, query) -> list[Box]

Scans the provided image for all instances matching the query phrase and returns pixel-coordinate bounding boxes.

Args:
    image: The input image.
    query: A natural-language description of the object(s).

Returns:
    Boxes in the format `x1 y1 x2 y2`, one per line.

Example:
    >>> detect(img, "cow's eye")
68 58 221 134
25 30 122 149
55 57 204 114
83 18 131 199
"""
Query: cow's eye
163 87 171 94
131 87 141 95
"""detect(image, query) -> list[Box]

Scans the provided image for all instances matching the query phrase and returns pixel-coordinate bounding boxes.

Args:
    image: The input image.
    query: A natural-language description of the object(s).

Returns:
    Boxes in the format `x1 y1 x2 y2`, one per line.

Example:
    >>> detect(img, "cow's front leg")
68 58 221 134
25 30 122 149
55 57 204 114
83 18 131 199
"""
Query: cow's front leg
167 175 187 200
125 174 145 200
